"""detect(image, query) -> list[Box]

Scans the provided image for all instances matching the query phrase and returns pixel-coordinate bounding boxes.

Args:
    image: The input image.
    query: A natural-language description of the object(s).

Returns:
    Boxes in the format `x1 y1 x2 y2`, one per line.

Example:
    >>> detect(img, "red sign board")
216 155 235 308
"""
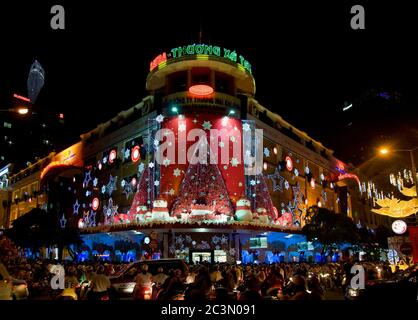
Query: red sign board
409 226 418 263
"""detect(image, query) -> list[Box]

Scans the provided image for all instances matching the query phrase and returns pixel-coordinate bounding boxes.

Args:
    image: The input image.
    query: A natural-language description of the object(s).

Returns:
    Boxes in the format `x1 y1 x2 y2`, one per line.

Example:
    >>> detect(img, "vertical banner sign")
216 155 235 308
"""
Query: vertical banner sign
409 226 418 264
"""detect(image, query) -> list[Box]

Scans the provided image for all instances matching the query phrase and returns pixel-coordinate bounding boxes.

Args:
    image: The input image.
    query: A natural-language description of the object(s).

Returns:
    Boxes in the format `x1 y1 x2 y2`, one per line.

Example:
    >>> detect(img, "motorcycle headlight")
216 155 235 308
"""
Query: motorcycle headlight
348 288 359 297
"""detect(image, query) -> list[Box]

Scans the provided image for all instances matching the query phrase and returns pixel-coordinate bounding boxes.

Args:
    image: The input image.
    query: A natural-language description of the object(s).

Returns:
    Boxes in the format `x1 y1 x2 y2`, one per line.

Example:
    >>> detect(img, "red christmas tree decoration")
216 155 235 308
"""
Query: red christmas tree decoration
172 140 234 217
251 174 277 221
128 167 154 217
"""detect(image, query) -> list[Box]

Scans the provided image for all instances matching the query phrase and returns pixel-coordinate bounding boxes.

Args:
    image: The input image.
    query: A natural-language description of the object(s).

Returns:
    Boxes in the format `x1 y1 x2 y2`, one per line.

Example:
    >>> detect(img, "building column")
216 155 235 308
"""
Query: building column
163 233 169 258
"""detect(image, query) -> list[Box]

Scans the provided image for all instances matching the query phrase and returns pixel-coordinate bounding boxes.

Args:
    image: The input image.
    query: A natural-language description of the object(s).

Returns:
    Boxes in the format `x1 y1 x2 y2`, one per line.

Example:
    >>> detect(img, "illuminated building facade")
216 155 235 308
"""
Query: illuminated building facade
7 44 365 263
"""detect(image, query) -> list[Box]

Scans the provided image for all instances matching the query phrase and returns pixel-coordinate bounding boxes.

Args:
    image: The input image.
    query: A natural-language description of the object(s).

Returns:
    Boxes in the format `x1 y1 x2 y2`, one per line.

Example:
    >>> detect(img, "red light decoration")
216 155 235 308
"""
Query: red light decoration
188 84 214 97
92 198 100 211
285 156 293 172
131 146 140 163
109 149 117 164
131 177 137 186
150 52 167 71
13 93 31 102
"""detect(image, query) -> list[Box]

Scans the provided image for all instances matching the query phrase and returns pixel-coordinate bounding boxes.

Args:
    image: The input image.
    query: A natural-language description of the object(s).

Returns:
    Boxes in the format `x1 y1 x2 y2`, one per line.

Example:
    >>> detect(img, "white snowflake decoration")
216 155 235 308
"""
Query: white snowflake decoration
230 158 239 167
294 168 299 177
149 162 155 168
154 180 160 187
173 168 181 177
156 114 164 123
242 123 251 132
202 121 212 130
284 180 290 190
178 123 186 132
264 148 270 157
163 158 171 167
250 180 256 186
138 163 145 173
124 148 131 160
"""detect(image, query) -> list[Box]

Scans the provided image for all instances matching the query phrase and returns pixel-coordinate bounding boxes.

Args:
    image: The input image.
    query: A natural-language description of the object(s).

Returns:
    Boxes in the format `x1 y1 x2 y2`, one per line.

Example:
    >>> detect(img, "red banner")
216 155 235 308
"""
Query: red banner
409 226 418 264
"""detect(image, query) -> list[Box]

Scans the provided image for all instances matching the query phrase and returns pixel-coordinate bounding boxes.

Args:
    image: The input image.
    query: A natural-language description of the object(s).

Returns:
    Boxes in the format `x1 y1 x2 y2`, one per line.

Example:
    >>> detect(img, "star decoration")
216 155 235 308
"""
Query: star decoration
93 178 98 187
267 169 285 192
230 136 236 143
156 114 164 123
121 179 126 188
124 148 131 159
264 148 270 157
178 123 186 132
202 121 212 130
138 163 145 173
103 156 108 164
322 190 328 203
149 162 155 168
163 158 171 167
101 185 106 194
230 158 239 167
73 200 80 215
192 118 198 124
105 175 118 196
88 211 96 227
250 180 256 186
103 198 118 225
284 180 290 190
123 181 134 199
59 214 67 228
169 188 175 196
173 168 181 177
242 123 251 132
294 169 299 177
219 141 225 148
154 180 160 187
83 171 92 188
85 190 91 197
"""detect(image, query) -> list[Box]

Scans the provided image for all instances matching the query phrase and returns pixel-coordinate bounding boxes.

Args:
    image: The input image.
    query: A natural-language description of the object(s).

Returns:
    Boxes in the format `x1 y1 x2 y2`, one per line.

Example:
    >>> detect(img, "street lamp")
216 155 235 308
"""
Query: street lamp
0 106 30 115
379 146 418 224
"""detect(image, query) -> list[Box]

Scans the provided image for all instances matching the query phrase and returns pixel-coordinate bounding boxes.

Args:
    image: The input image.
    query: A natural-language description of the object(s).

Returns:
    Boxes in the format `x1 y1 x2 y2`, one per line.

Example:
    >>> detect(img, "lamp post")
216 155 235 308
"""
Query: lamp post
379 146 418 225
0 106 30 115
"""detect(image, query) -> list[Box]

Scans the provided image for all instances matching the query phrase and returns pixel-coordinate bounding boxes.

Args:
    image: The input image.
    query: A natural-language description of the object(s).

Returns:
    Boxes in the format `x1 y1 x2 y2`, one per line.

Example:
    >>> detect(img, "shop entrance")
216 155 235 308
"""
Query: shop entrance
190 250 213 264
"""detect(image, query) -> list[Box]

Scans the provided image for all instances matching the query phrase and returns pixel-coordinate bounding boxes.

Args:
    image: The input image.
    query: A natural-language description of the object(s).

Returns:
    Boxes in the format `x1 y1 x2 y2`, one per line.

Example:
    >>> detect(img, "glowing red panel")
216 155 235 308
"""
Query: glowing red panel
109 149 117 163
13 93 31 102
188 84 214 97
285 156 293 172
92 198 100 211
131 146 140 163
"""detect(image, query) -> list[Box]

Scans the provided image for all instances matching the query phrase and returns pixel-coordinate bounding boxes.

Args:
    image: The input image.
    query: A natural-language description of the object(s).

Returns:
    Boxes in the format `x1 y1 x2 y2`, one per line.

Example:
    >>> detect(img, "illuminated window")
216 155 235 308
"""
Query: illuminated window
3 122 12 129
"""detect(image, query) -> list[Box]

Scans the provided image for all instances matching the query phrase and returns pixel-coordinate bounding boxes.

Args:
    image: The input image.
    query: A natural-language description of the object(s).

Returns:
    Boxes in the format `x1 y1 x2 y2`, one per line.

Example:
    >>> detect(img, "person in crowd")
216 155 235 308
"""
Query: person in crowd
153 267 169 286
89 265 111 300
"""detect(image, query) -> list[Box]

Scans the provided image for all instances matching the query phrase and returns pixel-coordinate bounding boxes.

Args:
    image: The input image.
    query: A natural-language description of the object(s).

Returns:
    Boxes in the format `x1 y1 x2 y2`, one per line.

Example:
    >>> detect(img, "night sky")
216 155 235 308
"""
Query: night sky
1 1 418 169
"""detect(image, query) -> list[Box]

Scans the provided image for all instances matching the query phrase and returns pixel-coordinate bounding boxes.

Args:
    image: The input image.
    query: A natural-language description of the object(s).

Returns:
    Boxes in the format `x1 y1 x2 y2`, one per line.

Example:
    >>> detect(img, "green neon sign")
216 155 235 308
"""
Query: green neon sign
150 44 252 74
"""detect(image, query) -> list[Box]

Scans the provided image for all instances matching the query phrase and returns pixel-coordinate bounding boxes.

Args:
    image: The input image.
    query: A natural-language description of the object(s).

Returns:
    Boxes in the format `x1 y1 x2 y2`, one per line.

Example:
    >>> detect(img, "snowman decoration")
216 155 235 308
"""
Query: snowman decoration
152 198 170 221
234 198 253 222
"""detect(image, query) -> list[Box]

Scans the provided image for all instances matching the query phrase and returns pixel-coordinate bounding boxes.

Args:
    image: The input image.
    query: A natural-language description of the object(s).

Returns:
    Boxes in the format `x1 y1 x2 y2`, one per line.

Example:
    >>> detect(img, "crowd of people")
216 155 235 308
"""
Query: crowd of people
0 235 402 301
